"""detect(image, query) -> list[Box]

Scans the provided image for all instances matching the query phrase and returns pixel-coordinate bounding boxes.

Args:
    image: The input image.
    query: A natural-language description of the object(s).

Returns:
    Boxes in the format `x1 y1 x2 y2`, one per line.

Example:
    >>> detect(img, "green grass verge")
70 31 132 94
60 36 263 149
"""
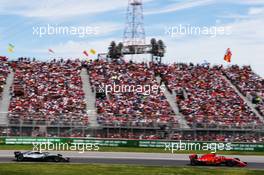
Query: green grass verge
1 144 264 155
0 163 263 175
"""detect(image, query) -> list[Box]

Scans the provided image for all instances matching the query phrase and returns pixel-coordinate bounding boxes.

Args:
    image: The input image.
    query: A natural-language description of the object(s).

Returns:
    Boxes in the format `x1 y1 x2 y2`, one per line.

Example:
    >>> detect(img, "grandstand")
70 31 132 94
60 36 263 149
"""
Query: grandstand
160 63 262 128
88 59 178 128
0 56 9 99
0 57 263 142
224 65 264 116
9 58 88 126
0 56 11 125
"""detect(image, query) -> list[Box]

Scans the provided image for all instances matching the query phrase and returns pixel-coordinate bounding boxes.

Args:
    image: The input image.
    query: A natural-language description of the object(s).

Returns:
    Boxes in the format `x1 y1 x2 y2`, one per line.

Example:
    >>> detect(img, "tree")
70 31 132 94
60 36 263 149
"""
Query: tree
150 38 166 64
108 41 117 59
108 41 124 60
150 38 158 61
157 40 165 57
116 42 124 58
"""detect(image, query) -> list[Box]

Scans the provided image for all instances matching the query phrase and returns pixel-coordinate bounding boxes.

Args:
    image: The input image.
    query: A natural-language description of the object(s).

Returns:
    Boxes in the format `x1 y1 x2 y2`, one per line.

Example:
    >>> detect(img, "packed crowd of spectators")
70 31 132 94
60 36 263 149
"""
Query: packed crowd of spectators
96 132 162 140
88 59 178 127
1 57 263 142
8 58 89 126
0 56 10 98
224 65 264 116
157 63 262 128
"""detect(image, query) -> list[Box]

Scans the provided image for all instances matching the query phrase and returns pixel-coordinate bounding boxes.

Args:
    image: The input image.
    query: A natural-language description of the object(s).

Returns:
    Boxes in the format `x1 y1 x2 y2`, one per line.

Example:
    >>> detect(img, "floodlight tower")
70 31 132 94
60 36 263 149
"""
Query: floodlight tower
123 0 146 47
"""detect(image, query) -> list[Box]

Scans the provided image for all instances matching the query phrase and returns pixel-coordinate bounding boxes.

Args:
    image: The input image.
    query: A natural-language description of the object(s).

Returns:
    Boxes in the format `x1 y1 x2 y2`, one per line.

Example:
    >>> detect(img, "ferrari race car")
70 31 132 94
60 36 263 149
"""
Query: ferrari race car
14 151 70 162
189 153 247 167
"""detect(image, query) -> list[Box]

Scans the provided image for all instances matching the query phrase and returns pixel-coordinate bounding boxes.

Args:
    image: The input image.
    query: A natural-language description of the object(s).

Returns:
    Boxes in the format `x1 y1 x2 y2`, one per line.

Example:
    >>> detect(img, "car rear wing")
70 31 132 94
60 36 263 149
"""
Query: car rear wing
14 151 22 158
189 154 198 160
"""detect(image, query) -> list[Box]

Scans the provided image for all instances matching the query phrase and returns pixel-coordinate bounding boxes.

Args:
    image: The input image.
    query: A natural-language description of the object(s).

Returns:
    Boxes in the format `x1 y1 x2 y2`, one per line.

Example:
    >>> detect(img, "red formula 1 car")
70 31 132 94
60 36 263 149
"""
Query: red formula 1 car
189 153 247 167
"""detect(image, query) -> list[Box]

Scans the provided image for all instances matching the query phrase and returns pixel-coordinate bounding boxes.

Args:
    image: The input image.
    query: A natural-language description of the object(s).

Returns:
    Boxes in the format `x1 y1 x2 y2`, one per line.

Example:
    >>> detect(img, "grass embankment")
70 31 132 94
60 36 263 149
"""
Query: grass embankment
0 164 263 175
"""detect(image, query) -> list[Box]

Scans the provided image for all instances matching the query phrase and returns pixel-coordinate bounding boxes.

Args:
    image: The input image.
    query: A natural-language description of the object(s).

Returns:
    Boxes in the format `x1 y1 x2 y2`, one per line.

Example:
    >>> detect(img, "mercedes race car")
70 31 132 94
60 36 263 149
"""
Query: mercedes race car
14 151 70 162
189 153 247 167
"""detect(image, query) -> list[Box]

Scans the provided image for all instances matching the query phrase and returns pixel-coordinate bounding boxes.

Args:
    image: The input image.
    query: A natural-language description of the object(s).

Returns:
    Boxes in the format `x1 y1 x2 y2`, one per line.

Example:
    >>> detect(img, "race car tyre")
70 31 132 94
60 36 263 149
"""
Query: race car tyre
190 159 197 166
54 157 60 162
226 160 234 167
17 154 23 161
46 158 54 162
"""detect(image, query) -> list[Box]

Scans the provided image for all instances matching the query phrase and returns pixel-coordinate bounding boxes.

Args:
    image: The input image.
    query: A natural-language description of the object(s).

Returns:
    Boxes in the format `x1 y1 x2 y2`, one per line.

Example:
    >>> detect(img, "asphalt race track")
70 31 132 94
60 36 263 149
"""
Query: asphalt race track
0 151 263 169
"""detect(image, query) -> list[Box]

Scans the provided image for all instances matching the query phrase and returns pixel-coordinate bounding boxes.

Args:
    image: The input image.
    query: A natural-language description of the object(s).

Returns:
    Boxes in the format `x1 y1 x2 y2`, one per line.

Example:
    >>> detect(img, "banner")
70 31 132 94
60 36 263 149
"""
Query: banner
2 137 264 152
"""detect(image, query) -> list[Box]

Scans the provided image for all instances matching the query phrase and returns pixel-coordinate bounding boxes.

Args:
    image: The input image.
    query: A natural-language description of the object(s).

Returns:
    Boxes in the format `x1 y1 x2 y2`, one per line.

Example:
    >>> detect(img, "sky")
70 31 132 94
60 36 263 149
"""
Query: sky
0 0 263 76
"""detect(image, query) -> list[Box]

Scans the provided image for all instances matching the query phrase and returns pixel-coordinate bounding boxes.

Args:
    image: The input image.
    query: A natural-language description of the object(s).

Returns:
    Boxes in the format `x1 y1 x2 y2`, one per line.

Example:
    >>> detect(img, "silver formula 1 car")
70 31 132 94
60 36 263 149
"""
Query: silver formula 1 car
14 151 70 162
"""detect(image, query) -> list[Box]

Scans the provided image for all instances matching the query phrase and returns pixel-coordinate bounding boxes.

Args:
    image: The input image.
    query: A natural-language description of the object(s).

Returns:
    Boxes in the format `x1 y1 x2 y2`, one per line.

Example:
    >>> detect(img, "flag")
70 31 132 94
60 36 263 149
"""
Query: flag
8 44 14 49
48 49 55 54
7 43 15 53
224 48 232 63
90 49 96 55
7 48 14 53
83 50 89 57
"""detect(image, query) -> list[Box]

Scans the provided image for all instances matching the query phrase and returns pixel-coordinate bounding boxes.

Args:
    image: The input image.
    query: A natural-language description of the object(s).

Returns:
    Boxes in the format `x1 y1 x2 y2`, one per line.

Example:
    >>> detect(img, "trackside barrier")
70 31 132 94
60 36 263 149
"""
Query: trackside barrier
1 137 264 152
